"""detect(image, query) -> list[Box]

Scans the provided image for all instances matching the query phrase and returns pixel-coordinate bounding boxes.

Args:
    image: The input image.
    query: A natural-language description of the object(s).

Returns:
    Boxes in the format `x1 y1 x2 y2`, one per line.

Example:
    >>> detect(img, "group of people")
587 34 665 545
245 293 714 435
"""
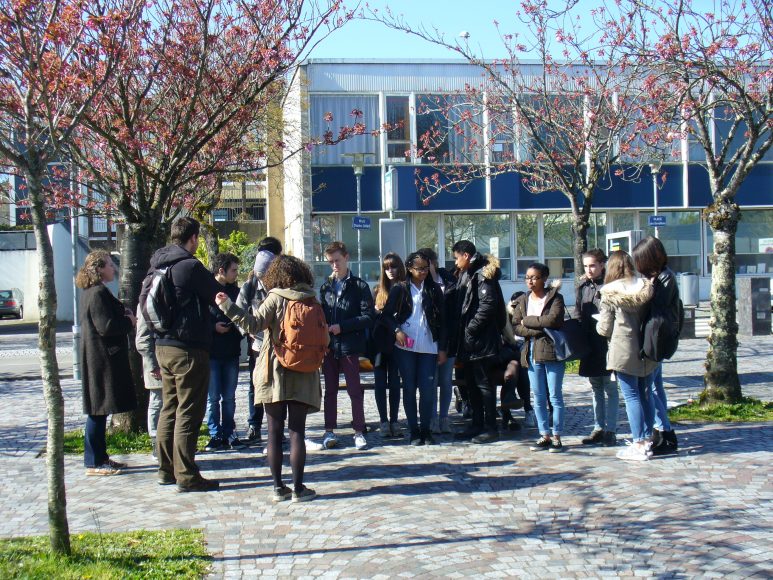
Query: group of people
75 216 681 503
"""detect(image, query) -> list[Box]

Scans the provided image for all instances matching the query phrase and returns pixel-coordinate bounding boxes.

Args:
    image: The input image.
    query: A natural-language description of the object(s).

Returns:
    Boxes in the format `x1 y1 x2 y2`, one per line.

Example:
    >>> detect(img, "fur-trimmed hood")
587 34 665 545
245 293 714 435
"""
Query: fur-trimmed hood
468 252 501 281
600 277 653 310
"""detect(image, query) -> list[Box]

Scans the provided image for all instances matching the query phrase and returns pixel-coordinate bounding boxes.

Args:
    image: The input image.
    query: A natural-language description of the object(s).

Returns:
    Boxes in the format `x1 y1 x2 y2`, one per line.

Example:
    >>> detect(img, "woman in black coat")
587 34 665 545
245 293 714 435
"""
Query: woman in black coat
76 250 137 476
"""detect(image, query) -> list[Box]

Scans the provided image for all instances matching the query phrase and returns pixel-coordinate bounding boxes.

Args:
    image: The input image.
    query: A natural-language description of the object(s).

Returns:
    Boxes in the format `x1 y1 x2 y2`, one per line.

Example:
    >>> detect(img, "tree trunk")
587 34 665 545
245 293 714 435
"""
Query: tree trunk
26 166 71 555
571 206 590 285
200 220 219 267
702 198 742 404
111 219 167 433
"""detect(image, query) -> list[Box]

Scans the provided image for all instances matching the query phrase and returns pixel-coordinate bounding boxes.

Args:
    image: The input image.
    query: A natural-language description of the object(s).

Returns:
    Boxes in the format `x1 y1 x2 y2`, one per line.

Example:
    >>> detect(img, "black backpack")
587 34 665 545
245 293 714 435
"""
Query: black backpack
640 280 684 362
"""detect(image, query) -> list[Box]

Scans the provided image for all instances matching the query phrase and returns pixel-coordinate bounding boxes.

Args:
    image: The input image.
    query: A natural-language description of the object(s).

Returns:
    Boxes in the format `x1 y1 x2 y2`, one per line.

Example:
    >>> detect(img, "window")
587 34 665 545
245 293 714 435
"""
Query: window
416 95 483 164
386 96 411 162
443 214 511 279
518 94 583 162
515 213 538 278
340 213 390 282
640 212 701 274
414 213 440 256
488 104 515 165
543 213 575 278
610 211 635 233
707 209 773 275
310 95 380 165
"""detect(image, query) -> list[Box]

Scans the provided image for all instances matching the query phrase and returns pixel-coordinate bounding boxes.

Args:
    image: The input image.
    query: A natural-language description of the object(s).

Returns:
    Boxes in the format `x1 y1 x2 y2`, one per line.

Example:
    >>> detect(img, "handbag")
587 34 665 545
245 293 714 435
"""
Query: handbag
544 317 591 362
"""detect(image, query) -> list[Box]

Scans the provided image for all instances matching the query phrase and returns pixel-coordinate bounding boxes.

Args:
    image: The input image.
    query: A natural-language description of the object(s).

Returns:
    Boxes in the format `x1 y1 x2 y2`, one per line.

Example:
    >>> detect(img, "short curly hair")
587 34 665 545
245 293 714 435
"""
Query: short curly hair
262 255 314 290
75 250 113 289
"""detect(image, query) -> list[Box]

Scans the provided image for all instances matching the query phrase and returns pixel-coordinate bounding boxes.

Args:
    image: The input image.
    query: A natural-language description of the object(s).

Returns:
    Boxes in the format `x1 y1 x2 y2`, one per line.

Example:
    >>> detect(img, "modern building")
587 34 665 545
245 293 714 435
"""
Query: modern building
278 59 772 301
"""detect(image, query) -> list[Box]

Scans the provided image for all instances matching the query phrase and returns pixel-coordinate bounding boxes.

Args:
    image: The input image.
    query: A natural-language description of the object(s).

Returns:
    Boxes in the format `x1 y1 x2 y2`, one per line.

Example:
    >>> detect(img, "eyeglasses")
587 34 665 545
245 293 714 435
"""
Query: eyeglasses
411 267 429 273
524 275 542 281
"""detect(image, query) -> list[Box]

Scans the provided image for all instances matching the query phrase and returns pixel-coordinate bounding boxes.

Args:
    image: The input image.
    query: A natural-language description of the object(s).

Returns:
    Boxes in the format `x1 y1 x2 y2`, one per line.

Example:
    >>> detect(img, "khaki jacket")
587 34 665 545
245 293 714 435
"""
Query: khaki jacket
220 284 327 412
596 277 658 377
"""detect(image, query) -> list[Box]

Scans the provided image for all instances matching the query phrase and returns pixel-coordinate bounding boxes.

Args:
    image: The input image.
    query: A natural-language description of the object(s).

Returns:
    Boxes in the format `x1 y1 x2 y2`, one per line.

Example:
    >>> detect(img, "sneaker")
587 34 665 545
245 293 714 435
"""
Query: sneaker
158 475 177 486
581 429 605 445
227 434 246 450
430 416 441 434
472 431 499 444
322 431 338 449
272 485 293 502
616 441 650 462
86 464 121 476
379 421 392 437
603 431 617 447
530 436 552 452
409 431 423 446
292 486 317 503
390 422 403 437
246 425 262 443
205 437 225 452
354 432 368 450
177 477 220 492
423 432 437 445
105 458 127 469
454 427 483 441
524 410 537 429
549 438 564 453
439 417 453 434
305 438 324 451
261 446 268 456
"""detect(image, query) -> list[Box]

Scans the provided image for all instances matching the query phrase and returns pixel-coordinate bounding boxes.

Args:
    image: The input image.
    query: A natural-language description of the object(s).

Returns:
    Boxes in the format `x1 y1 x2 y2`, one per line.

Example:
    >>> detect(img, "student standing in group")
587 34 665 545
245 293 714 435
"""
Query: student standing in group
381 251 446 445
319 241 375 451
236 237 282 444
575 249 619 447
76 251 137 476
372 252 406 439
204 252 244 452
216 255 324 502
417 247 458 435
511 263 567 453
596 250 658 462
632 236 680 455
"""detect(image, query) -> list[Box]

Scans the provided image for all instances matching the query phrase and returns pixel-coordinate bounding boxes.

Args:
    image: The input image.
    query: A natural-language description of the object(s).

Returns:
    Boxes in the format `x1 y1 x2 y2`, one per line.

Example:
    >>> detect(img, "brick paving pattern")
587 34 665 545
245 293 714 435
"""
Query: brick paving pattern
0 335 771 578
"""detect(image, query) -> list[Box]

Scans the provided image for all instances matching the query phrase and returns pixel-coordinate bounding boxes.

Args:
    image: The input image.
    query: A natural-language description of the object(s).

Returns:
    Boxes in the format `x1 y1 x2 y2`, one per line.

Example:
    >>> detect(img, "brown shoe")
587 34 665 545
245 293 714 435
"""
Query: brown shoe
177 478 220 493
86 464 122 476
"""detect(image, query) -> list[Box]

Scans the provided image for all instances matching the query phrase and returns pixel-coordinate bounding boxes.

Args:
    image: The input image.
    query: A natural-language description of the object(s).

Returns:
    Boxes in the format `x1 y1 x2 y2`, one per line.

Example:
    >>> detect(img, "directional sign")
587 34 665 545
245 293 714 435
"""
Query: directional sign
648 215 667 227
352 216 372 230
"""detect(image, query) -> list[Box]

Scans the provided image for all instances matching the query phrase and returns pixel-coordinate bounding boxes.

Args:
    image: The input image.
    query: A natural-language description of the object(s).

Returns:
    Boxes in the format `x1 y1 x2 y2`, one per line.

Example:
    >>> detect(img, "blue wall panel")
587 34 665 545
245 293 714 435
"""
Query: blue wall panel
395 165 486 211
688 164 773 207
312 166 383 212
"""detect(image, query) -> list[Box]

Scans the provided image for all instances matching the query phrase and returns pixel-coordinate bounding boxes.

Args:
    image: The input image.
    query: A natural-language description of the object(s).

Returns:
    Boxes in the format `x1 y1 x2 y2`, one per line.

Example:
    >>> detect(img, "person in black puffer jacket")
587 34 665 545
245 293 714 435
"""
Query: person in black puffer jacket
318 241 375 451
633 236 680 456
574 249 618 447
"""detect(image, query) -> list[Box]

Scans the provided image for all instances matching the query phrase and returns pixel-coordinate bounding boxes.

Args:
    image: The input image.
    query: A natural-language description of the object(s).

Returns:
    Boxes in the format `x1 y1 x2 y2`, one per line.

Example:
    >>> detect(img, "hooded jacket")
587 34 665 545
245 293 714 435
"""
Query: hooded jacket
319 271 375 358
573 273 611 377
596 277 658 377
220 284 327 412
451 253 505 362
149 244 222 351
511 281 565 365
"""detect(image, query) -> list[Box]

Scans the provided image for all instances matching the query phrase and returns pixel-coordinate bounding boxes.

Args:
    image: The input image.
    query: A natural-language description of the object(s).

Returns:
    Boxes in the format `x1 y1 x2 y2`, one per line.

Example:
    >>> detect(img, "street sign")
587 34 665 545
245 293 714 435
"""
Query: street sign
648 215 667 227
352 216 371 230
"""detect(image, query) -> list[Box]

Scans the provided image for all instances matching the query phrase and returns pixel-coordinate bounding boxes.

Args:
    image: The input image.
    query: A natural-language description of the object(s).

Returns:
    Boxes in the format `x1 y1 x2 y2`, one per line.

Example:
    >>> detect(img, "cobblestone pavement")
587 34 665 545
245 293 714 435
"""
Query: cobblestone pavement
0 336 771 578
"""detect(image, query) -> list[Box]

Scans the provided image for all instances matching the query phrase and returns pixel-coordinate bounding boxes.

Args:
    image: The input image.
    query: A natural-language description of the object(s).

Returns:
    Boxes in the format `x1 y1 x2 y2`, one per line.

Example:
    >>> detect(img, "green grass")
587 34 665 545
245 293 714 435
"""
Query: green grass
0 529 210 579
670 397 773 423
62 425 209 455
564 359 580 374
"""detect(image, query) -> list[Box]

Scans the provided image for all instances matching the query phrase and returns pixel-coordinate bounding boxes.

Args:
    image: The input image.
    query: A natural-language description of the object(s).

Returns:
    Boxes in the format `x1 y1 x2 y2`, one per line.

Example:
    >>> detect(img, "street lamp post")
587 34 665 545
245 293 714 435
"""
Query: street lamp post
70 165 81 380
649 161 661 239
342 152 373 278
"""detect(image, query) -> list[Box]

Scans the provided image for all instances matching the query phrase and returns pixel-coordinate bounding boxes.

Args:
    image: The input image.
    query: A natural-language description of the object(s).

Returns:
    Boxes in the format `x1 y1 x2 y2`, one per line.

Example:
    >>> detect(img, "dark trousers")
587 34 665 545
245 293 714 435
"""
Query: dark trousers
464 359 498 431
156 345 210 486
247 347 265 429
322 352 366 432
84 415 107 467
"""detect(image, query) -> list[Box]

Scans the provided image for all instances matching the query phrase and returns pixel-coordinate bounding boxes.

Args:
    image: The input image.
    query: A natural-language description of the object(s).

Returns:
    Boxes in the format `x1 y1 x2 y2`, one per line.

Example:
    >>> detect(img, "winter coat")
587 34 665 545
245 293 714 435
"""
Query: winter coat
573 274 611 378
451 253 505 362
80 284 137 415
149 244 222 351
209 281 243 360
220 284 327 412
596 277 658 377
319 272 375 358
511 281 565 365
236 273 269 353
135 305 162 390
381 278 447 350
435 267 459 355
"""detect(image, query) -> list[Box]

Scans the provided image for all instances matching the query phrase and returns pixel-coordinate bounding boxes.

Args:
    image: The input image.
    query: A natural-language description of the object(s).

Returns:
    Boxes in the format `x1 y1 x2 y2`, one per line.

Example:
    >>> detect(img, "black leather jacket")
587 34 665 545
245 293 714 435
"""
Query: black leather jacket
319 272 375 358
381 279 447 351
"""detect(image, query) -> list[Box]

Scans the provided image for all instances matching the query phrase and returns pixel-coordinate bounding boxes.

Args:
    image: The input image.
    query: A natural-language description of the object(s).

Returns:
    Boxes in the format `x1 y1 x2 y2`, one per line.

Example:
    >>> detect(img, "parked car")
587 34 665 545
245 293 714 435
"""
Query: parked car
0 288 24 319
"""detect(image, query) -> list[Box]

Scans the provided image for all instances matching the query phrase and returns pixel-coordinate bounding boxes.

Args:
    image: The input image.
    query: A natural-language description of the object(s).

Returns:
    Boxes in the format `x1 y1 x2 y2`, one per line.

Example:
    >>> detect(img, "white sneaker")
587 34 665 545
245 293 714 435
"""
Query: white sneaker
305 438 324 451
439 417 453 433
430 416 441 434
616 441 650 461
524 410 537 429
322 431 338 449
354 432 368 450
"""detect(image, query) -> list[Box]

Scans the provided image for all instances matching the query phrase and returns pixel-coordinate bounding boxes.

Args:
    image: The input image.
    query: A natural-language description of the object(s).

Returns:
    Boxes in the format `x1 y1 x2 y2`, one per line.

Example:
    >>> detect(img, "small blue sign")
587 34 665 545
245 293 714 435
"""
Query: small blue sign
648 215 667 227
352 216 372 230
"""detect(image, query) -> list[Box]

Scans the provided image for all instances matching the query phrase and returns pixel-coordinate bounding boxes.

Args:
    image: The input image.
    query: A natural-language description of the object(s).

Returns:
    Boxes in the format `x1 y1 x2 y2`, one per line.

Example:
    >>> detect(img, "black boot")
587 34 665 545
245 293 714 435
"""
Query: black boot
652 429 678 456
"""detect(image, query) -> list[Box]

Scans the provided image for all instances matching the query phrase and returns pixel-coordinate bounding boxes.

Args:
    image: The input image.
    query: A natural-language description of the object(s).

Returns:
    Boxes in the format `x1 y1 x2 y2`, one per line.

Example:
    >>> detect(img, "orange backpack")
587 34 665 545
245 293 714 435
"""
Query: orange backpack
272 297 328 372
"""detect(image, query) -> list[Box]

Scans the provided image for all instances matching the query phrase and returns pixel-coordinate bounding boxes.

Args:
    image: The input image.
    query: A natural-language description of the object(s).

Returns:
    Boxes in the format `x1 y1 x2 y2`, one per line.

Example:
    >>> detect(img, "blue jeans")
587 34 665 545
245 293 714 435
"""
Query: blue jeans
394 348 437 434
374 352 401 423
616 371 655 442
147 388 163 437
589 375 619 432
433 355 455 419
207 357 239 439
650 364 672 431
84 415 108 467
528 350 565 436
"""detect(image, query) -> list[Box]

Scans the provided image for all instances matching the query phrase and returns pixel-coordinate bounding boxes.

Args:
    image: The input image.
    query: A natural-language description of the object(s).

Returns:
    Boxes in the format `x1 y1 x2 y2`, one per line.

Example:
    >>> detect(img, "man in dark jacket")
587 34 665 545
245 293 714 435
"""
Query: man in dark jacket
149 217 223 492
573 249 617 447
319 241 375 451
204 252 244 452
450 240 506 444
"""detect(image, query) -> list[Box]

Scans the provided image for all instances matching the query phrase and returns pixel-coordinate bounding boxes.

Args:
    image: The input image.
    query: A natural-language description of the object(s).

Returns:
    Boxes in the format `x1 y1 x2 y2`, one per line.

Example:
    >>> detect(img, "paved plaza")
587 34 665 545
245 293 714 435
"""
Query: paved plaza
0 326 771 578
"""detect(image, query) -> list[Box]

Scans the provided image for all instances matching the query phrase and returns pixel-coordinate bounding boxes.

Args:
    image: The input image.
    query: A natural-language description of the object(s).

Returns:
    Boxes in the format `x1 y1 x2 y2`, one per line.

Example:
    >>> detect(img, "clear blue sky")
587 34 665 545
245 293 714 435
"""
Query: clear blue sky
308 0 523 60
